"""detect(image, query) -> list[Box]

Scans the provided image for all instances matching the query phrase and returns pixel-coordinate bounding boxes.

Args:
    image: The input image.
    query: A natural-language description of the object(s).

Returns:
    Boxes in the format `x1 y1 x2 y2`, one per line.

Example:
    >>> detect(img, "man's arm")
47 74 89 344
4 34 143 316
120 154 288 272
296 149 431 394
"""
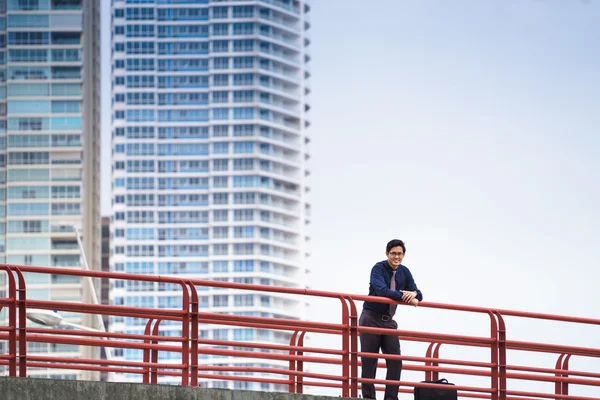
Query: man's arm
370 264 403 300
400 267 423 304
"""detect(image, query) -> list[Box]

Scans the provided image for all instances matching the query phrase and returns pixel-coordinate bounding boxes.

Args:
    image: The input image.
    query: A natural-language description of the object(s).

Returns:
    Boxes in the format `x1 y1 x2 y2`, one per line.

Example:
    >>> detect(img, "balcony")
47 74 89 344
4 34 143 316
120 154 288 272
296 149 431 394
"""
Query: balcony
51 0 82 10
259 12 300 31
259 63 301 81
260 48 301 65
51 241 78 251
261 0 301 15
259 31 301 50
259 97 300 113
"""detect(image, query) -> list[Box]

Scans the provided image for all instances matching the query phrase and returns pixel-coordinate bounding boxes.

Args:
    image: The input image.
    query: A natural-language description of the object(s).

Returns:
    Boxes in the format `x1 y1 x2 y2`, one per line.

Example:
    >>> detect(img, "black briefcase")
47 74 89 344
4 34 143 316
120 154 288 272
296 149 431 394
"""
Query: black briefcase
414 378 458 400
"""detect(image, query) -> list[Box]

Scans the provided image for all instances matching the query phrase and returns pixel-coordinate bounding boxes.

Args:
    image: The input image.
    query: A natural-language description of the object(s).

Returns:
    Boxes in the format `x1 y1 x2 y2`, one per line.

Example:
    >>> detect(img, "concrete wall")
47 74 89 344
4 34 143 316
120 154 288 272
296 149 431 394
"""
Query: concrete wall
0 377 357 400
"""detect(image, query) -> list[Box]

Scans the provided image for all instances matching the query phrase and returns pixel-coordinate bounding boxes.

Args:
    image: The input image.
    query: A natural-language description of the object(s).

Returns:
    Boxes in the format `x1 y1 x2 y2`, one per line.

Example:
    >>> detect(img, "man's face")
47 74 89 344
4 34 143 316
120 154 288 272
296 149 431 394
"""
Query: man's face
386 246 405 269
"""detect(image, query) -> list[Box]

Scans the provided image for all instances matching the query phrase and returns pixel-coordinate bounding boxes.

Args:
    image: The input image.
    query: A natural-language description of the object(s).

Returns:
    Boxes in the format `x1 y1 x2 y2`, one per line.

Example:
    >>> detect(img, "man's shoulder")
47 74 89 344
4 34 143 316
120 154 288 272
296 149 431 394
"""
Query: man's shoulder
398 263 413 274
372 260 388 269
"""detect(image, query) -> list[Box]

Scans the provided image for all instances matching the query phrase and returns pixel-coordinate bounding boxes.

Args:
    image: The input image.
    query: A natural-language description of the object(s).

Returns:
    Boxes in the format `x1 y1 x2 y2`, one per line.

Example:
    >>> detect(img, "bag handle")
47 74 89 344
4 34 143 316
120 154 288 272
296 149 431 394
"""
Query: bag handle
436 379 449 384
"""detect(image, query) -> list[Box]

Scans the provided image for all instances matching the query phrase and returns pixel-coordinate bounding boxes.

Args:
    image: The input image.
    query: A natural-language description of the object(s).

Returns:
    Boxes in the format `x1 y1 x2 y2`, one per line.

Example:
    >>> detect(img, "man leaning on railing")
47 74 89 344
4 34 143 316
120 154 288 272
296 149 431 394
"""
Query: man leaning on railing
359 239 423 400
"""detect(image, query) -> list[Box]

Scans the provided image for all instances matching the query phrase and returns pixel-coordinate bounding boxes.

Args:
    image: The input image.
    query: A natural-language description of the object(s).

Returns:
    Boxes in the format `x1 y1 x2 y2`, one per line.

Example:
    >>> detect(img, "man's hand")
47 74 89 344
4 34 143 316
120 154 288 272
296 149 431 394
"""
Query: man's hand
401 290 417 303
409 298 419 307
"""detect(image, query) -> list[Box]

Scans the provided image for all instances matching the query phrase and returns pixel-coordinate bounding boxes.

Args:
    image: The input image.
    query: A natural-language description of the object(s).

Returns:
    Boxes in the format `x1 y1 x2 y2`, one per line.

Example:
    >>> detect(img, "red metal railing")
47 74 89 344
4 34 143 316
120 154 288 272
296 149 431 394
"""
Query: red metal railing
0 264 598 399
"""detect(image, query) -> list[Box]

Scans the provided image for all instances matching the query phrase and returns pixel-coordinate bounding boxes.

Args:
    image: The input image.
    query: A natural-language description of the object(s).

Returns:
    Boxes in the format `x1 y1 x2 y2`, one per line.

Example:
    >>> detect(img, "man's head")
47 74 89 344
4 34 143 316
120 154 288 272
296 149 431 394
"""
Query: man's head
386 239 406 269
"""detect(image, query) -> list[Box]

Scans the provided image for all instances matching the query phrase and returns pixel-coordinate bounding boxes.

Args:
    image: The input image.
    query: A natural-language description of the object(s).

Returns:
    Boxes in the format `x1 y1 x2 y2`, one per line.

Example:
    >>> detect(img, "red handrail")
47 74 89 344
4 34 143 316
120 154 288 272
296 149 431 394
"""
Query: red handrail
0 264 598 399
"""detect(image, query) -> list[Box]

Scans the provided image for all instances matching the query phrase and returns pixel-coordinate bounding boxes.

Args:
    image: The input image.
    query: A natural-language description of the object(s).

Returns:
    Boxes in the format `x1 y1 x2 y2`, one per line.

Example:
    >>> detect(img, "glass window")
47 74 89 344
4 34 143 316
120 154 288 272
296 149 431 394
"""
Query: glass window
213 56 229 69
213 74 229 86
212 6 228 19
51 100 80 113
213 40 229 52
212 108 229 120
213 125 228 137
8 14 49 28
8 100 50 114
212 91 229 103
51 83 81 96
8 0 50 11
213 261 228 272
51 117 81 130
234 107 254 120
8 202 49 216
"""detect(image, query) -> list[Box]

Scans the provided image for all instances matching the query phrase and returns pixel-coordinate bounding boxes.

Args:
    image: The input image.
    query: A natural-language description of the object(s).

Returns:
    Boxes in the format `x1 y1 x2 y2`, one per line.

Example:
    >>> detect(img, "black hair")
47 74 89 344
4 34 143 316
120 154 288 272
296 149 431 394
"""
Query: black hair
386 239 406 254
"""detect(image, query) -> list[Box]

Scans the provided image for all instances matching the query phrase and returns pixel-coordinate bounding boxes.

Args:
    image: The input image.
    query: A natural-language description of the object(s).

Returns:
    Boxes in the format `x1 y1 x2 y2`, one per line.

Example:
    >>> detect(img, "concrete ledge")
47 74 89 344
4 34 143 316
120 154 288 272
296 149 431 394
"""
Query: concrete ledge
0 377 357 400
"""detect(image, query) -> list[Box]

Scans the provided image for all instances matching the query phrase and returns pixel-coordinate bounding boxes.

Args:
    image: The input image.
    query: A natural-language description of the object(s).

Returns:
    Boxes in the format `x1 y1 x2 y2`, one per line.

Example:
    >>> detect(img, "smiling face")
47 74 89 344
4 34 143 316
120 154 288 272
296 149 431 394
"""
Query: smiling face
386 246 405 270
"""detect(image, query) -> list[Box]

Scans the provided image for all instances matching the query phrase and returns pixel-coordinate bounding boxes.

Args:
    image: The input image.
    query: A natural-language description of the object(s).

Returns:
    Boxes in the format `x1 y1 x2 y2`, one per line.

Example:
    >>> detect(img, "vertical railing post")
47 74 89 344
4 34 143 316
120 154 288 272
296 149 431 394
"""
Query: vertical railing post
150 320 163 384
424 343 435 382
296 331 306 394
555 354 565 398
488 310 499 400
179 280 190 386
142 319 155 384
344 296 359 398
12 268 27 377
186 281 199 386
494 311 507 400
561 354 572 399
338 295 350 397
2 265 17 376
288 331 299 393
431 343 442 382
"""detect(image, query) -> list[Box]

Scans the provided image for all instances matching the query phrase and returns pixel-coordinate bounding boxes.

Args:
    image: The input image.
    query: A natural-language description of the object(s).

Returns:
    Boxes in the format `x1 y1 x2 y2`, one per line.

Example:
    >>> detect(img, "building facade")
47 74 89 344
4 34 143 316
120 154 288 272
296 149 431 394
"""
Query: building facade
110 0 310 390
0 0 102 380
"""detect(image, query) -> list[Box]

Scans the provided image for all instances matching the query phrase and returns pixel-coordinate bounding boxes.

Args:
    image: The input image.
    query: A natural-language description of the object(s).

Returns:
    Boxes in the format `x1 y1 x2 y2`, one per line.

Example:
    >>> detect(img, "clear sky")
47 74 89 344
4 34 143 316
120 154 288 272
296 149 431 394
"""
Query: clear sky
302 0 600 394
100 0 600 394
304 0 600 311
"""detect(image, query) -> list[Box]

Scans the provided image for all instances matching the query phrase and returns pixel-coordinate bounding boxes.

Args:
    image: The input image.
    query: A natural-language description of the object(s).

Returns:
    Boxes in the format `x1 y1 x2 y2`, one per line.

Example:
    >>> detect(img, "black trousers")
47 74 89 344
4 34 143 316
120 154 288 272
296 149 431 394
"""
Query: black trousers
359 309 402 400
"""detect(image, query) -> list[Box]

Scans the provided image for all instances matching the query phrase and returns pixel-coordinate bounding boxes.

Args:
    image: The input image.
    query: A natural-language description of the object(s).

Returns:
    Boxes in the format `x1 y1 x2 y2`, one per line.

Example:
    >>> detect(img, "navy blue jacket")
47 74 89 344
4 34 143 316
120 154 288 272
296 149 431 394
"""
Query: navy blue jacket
363 260 423 314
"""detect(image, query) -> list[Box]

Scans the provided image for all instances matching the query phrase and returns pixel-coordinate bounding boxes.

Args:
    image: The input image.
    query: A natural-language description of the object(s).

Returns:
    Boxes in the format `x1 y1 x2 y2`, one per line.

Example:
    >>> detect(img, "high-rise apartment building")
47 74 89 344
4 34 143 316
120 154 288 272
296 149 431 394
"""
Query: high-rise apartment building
110 0 310 390
0 0 101 380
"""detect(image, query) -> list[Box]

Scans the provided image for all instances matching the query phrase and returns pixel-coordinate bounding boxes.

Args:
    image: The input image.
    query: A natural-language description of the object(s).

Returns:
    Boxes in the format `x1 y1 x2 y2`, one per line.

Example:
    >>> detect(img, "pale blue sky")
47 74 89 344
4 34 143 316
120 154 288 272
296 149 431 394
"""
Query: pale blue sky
100 0 599 393
302 1 600 393
303 0 600 311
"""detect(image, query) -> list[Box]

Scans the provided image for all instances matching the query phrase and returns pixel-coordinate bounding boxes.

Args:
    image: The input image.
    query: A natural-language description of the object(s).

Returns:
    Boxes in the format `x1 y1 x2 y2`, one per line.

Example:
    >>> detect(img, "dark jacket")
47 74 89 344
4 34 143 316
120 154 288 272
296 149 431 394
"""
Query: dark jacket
363 260 423 314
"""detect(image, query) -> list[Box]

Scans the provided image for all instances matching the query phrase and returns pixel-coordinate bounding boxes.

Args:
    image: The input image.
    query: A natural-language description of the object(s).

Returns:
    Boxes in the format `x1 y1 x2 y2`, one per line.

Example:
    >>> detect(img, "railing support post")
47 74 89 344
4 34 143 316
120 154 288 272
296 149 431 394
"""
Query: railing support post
179 280 190 386
561 354 572 399
425 342 435 382
344 296 359 398
296 331 306 394
1 265 17 376
13 267 27 378
488 310 499 400
432 343 442 382
186 281 199 386
142 319 155 384
493 311 506 400
150 319 163 384
288 331 299 393
338 295 350 397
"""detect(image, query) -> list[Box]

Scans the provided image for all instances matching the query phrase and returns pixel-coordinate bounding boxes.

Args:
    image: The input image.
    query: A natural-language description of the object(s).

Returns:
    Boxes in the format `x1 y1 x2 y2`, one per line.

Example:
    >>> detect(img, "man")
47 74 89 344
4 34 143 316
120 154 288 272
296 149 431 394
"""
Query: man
359 239 423 400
